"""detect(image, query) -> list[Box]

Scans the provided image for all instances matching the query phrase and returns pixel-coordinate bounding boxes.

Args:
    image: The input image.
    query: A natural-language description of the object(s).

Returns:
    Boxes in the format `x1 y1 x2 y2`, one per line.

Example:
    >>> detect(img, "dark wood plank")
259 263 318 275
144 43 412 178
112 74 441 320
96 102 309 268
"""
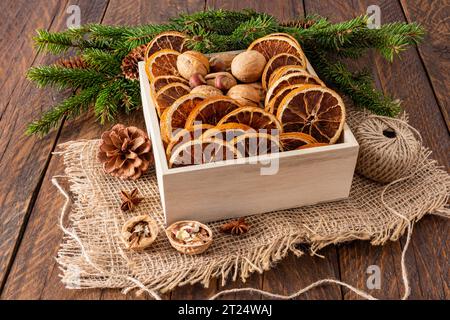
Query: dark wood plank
303 0 406 300
0 0 109 299
0 0 80 292
400 0 450 132
208 0 304 19
305 0 450 299
207 0 343 300
2 0 447 301
1 0 206 300
365 0 449 299
262 249 342 300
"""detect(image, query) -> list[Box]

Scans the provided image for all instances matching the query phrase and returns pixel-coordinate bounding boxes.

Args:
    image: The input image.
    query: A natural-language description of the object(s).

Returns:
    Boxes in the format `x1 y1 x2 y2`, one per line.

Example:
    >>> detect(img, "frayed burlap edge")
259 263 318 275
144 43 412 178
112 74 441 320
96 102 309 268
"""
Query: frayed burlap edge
54 135 449 299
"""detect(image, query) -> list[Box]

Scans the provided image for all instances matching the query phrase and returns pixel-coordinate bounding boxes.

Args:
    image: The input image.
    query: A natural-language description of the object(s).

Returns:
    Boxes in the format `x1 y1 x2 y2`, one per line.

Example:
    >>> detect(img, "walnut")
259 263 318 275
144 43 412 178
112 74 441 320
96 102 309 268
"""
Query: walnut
177 51 210 80
231 50 266 83
121 215 158 251
209 52 237 72
227 84 261 107
247 82 265 102
191 85 223 97
205 72 237 91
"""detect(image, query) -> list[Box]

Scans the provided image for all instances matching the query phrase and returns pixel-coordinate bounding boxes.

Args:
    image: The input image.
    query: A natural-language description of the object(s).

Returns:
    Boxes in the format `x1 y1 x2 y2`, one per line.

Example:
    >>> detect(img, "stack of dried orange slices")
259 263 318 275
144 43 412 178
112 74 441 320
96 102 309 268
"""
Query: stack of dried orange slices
144 32 346 168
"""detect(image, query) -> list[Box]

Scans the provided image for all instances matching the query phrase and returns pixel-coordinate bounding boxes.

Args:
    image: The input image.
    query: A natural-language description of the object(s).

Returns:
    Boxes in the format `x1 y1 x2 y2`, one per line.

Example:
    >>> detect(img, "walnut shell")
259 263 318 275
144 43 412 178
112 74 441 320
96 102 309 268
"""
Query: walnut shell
165 220 213 255
177 51 210 80
191 85 223 97
205 72 237 91
231 50 266 83
209 52 237 72
227 84 261 107
121 215 159 251
247 82 265 102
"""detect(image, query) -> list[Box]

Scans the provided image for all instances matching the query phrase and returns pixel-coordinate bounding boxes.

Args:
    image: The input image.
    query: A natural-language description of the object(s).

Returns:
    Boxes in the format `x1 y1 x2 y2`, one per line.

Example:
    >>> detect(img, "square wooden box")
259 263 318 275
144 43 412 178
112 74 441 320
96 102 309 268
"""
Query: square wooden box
138 55 359 225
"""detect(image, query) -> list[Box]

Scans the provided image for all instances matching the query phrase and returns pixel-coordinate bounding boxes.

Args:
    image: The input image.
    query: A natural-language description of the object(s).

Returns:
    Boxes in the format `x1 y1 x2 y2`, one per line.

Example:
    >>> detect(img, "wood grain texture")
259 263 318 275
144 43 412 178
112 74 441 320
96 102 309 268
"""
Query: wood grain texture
370 0 450 299
302 0 405 300
0 0 110 299
305 0 449 300
400 0 450 133
0 0 111 293
1 0 207 301
370 0 449 170
0 0 448 300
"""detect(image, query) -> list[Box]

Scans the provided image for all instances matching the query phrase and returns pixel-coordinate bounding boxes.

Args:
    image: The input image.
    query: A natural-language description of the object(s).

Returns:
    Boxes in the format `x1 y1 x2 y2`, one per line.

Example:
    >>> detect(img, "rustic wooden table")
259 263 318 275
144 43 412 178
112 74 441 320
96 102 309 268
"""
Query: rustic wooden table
0 0 448 300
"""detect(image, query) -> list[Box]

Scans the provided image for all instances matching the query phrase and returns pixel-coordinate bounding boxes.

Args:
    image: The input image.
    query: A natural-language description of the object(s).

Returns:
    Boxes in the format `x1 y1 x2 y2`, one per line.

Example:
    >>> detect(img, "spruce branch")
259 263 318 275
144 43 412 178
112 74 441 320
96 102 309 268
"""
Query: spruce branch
33 28 110 54
27 65 107 90
308 47 401 117
26 85 100 136
27 10 424 135
171 9 262 35
120 24 179 52
230 14 279 45
82 48 122 75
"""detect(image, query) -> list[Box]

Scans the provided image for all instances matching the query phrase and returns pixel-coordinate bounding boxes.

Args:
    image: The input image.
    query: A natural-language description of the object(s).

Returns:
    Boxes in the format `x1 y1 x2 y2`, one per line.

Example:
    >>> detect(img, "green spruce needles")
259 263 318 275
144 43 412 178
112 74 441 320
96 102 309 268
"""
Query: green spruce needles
27 9 424 136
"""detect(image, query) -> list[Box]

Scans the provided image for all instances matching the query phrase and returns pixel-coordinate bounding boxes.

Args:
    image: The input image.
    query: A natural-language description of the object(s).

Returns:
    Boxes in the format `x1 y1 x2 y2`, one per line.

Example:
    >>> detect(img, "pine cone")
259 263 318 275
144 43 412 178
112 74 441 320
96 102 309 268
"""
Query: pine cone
98 124 153 180
55 56 87 69
121 44 147 81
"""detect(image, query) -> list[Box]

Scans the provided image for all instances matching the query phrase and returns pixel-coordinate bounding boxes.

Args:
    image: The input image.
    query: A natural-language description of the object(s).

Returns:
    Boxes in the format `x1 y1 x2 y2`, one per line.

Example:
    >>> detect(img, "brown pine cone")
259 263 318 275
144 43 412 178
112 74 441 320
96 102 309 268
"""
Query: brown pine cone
121 44 147 81
55 56 87 69
98 124 153 180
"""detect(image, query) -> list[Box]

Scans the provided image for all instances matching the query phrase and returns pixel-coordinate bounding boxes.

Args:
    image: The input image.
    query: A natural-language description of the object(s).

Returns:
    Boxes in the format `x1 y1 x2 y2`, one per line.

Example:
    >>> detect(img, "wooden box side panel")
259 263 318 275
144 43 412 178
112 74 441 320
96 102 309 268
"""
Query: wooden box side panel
139 62 167 212
162 143 358 224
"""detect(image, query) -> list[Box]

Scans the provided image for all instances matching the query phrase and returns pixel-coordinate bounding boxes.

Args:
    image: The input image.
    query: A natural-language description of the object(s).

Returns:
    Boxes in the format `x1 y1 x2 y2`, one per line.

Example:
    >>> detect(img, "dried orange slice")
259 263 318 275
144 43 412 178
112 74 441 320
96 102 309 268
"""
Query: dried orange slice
218 106 282 134
279 132 317 151
232 132 280 157
268 65 307 88
297 143 329 150
201 123 252 141
261 53 306 90
248 35 305 62
265 84 303 115
263 33 301 47
145 31 187 59
151 75 188 94
277 86 346 144
265 71 325 106
169 138 242 168
185 96 241 129
160 93 206 143
166 124 213 159
145 49 180 82
154 82 190 117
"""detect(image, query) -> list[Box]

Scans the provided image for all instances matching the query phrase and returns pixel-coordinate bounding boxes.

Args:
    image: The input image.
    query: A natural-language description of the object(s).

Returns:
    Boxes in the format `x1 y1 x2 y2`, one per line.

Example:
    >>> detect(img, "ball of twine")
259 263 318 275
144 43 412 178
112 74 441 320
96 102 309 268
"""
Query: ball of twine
355 116 422 184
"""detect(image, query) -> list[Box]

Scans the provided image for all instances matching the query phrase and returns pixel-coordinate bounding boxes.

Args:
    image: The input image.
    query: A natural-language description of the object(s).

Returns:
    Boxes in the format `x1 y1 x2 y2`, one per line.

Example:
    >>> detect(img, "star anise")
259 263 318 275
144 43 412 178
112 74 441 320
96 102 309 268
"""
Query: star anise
120 188 143 211
220 217 249 235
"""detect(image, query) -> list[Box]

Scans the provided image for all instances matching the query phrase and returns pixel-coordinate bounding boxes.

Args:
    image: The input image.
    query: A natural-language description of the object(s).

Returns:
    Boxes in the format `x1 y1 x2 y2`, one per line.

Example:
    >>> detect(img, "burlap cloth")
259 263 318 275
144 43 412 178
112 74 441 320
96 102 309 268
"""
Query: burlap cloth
54 109 449 298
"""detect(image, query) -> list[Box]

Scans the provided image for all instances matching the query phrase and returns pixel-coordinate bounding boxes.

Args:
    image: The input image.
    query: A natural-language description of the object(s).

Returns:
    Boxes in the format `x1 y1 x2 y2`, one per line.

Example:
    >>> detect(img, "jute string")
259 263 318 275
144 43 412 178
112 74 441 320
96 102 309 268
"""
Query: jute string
53 110 449 300
355 115 422 183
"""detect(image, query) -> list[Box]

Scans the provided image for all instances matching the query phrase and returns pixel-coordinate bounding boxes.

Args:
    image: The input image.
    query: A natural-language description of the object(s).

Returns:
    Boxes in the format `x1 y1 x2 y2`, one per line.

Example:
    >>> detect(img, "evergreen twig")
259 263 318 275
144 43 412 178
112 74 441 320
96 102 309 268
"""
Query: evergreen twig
27 9 424 136
26 86 101 136
27 66 106 90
